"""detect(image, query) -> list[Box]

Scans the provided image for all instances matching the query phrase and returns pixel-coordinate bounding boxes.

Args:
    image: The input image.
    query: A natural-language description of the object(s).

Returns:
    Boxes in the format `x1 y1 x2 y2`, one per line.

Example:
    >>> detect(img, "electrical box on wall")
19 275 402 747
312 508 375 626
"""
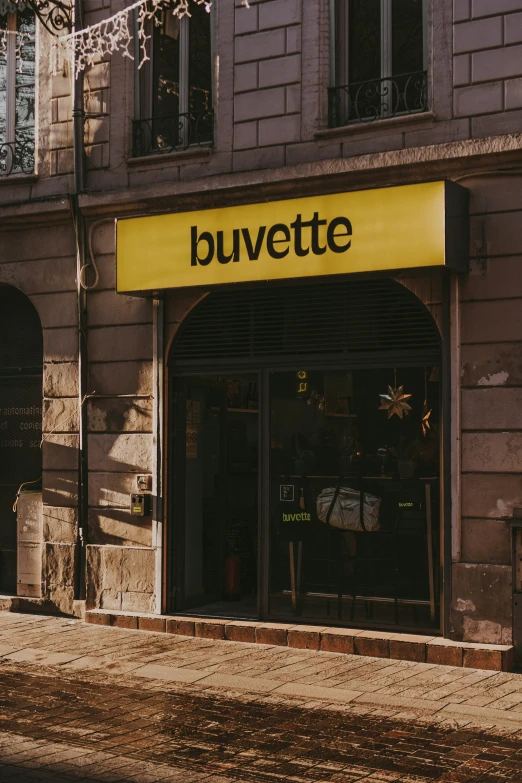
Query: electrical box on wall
130 493 151 517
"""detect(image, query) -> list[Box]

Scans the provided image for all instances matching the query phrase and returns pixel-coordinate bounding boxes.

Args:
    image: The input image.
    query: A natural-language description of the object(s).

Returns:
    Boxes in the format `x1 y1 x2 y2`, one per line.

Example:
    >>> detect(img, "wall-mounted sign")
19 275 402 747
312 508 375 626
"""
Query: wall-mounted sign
116 181 469 293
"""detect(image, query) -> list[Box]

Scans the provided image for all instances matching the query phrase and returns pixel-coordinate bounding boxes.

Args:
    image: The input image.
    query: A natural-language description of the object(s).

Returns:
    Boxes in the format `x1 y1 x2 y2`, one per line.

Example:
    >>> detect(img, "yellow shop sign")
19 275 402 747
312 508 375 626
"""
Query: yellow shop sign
116 181 468 293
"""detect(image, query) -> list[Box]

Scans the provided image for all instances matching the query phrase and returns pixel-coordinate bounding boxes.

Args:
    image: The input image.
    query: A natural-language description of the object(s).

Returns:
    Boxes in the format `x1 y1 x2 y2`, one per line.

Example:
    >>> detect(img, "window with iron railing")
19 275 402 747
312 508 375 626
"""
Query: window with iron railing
0 6 35 175
329 0 428 128
133 3 213 158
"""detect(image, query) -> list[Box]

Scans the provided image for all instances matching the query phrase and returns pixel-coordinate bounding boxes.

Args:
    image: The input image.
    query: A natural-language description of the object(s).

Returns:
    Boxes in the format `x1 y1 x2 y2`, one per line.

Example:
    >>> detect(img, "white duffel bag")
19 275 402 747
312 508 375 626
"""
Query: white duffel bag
316 487 381 532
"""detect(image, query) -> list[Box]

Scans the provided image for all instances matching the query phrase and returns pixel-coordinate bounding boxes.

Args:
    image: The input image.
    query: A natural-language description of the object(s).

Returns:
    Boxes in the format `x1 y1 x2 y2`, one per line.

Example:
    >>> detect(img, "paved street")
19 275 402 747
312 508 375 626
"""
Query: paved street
1 614 522 782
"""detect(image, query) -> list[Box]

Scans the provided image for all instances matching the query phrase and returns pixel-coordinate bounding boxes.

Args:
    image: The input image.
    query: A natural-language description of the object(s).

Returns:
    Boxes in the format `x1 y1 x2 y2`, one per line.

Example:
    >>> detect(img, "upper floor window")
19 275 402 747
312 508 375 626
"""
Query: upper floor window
0 7 35 175
133 4 213 158
329 0 427 128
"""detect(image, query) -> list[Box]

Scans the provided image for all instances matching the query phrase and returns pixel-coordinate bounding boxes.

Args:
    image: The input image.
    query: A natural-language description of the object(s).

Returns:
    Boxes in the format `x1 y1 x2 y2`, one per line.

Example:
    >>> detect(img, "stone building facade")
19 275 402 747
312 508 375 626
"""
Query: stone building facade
1 0 522 657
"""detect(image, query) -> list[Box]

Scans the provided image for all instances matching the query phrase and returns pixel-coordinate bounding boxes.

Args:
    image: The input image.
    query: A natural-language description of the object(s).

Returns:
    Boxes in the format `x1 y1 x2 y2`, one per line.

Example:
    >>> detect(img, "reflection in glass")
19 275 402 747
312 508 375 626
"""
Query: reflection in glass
0 9 35 174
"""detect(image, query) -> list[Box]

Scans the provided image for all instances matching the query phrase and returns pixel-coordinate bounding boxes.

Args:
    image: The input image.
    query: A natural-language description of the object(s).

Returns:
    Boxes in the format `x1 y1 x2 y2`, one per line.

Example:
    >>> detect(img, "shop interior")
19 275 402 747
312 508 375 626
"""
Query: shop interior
171 364 440 631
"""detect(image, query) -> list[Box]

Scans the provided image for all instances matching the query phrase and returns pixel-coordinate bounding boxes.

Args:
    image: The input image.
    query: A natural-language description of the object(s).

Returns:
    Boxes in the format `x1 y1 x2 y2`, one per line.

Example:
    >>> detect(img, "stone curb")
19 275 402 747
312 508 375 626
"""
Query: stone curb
84 610 516 672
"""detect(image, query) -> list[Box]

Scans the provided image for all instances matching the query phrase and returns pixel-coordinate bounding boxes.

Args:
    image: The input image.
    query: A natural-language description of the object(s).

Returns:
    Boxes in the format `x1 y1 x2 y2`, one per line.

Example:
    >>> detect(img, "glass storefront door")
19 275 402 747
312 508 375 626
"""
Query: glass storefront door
170 365 440 631
170 374 259 618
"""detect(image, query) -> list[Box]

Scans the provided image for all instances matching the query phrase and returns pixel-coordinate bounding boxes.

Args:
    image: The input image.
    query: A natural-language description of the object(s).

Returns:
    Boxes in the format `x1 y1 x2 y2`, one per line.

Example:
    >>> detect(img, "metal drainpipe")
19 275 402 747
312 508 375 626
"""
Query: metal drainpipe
72 0 88 602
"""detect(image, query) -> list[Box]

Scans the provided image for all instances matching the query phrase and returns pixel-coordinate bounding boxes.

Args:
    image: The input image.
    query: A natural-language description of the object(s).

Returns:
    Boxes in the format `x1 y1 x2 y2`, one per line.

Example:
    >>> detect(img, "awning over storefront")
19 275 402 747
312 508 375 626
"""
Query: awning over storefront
116 180 469 293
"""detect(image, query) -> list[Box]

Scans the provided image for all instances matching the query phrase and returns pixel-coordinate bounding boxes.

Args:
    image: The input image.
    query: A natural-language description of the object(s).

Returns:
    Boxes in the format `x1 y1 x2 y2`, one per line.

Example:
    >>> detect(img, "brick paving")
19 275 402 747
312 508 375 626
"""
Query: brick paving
1 613 522 781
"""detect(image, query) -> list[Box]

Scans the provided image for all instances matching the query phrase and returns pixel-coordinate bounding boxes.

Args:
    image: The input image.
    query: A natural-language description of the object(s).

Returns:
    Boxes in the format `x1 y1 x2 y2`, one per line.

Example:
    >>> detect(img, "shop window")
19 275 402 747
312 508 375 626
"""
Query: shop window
168 280 443 633
0 7 35 175
133 4 213 157
329 0 428 127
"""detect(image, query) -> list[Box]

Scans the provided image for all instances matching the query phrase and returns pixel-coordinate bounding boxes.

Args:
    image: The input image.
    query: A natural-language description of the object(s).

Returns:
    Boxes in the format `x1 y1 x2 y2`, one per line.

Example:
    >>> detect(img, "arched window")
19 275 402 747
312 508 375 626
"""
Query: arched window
0 285 42 593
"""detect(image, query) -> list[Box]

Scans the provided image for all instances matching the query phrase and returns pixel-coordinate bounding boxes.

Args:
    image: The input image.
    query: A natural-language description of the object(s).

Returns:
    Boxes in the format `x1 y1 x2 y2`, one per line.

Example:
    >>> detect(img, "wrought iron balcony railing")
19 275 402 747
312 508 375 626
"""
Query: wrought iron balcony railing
0 140 35 177
328 71 428 128
132 109 214 158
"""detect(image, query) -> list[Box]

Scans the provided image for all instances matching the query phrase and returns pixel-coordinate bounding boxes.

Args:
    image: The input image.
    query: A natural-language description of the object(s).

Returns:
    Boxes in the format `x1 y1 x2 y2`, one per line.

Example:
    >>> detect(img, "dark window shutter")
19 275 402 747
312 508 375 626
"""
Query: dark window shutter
171 279 441 368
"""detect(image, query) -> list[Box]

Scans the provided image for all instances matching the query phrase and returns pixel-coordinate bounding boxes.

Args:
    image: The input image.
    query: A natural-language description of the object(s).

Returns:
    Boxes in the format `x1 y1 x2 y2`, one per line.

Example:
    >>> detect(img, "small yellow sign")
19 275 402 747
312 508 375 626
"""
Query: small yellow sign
116 181 468 292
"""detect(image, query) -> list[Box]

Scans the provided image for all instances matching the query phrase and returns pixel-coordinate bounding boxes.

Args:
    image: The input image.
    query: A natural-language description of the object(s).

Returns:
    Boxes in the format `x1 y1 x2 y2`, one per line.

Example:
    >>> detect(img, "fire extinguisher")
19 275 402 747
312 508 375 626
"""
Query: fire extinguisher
224 551 241 601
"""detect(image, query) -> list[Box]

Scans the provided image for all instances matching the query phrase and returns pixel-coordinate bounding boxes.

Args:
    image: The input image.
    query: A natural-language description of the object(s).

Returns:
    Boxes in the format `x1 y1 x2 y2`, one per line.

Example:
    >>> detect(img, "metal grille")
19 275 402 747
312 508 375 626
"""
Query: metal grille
0 287 43 554
171 280 441 367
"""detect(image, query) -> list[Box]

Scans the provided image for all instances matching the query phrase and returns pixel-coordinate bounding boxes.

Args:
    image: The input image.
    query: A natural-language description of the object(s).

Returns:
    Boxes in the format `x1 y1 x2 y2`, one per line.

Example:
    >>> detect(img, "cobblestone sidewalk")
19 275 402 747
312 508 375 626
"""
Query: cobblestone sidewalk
1 612 522 782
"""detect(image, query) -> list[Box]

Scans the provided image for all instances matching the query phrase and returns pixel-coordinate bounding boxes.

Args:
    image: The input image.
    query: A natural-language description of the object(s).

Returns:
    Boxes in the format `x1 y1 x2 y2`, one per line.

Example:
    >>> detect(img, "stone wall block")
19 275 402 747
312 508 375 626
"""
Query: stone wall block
0 226 76 263
258 113 301 146
234 121 258 150
84 61 110 91
454 0 471 22
462 473 522 519
88 472 145 508
89 220 116 256
120 547 155 594
451 563 512 642
454 54 472 86
44 329 79 363
461 342 522 387
461 257 522 302
234 62 258 93
505 76 522 108
88 433 152 473
258 0 300 29
88 291 152 327
42 470 79 507
285 25 300 54
42 434 79 471
472 44 522 83
461 519 511 565
88 508 152 547
86 544 122 609
473 107 522 138
454 16 503 53
258 53 300 88
88 325 153 362
461 299 522 344
235 29 286 63
285 83 301 113
505 11 522 44
87 397 152 433
120 591 155 613
235 2 258 34
45 542 76 586
43 506 78 544
233 145 285 172
472 0 522 18
454 81 503 116
462 432 522 472
43 398 79 433
462 388 522 429
234 87 286 122
52 72 72 98
44 363 79 398
85 119 109 149
88 361 153 396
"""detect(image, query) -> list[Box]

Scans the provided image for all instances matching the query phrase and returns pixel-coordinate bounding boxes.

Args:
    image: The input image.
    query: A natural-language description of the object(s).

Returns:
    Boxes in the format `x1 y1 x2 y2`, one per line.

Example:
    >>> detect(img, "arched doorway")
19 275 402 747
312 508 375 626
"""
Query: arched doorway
168 278 443 632
0 286 43 594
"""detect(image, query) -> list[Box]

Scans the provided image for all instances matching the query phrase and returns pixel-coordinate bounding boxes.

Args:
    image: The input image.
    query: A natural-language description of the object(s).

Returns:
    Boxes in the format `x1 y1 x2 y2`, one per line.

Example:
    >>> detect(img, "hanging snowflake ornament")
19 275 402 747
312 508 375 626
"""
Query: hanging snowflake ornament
421 400 432 437
379 385 412 420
